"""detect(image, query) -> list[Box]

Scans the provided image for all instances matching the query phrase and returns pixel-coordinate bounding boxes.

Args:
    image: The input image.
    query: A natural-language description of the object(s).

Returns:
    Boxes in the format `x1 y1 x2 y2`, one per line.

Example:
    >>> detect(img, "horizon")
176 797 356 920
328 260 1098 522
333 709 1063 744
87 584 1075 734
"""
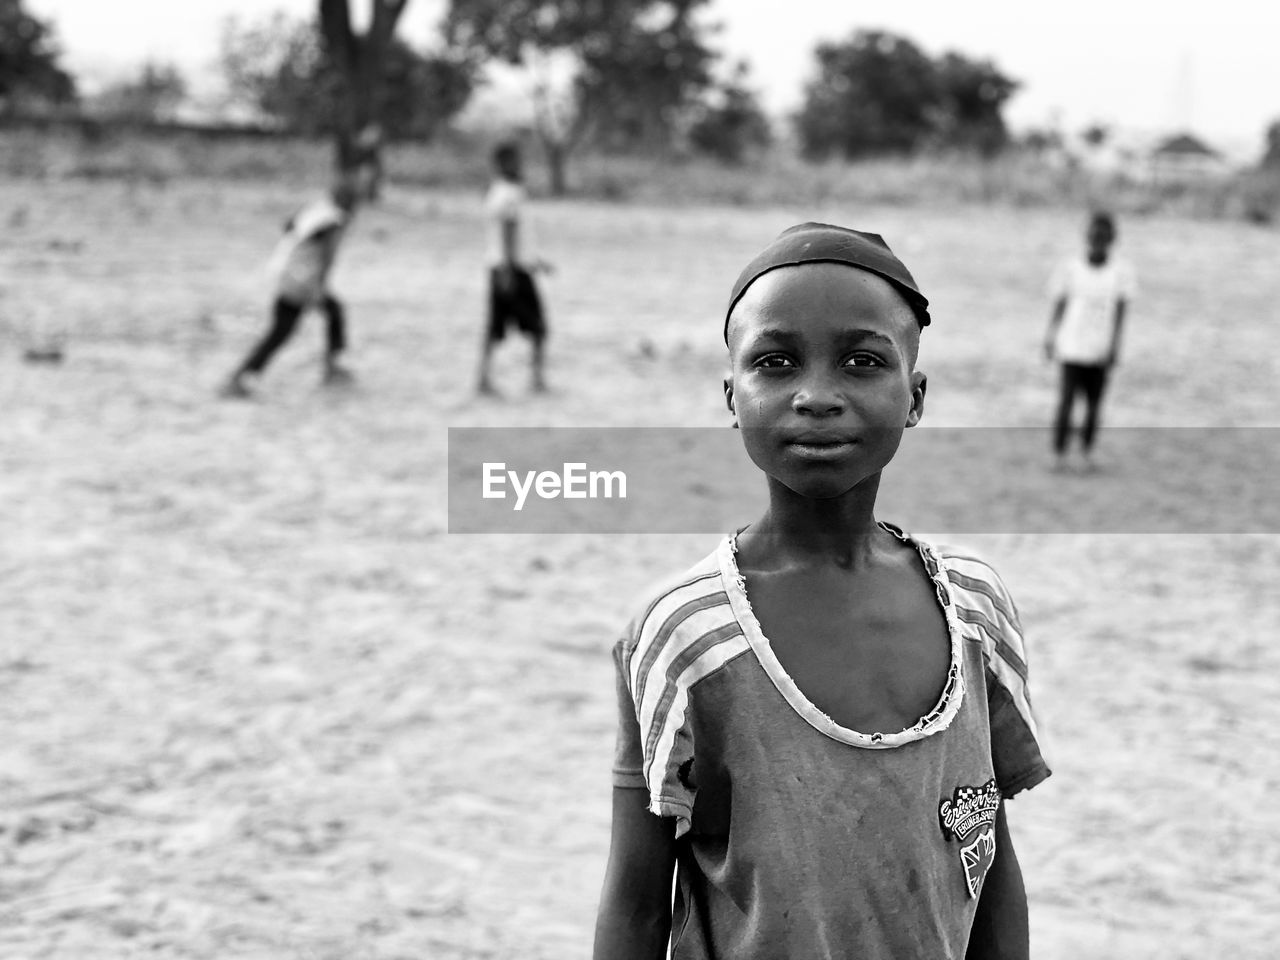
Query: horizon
26 0 1280 156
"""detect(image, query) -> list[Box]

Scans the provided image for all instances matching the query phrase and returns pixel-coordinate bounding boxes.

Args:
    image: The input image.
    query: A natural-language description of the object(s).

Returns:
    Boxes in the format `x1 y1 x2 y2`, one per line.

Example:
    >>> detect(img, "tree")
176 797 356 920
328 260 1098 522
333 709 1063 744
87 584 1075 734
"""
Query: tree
795 31 939 160
1261 119 1280 169
688 60 771 164
574 3 717 153
219 9 474 140
90 61 187 124
794 29 1018 161
317 0 411 184
1081 123 1109 147
932 52 1017 156
0 0 76 116
445 0 720 194
220 12 334 134
378 41 474 140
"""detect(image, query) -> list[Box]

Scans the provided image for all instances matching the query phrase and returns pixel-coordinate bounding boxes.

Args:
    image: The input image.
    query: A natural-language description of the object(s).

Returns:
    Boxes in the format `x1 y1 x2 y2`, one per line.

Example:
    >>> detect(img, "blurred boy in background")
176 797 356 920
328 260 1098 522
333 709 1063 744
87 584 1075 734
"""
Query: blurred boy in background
477 141 552 396
221 179 357 398
1044 211 1135 470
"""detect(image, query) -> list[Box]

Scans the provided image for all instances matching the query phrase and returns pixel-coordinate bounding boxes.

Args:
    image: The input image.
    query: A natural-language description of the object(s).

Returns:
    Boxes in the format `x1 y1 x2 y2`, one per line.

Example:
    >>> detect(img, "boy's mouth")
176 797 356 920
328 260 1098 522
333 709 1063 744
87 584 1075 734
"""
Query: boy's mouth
784 433 859 459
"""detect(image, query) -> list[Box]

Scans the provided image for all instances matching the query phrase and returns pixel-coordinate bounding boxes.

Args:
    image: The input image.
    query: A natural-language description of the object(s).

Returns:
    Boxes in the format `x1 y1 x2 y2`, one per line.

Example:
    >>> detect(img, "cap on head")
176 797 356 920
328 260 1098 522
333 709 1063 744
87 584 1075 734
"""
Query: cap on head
725 222 930 343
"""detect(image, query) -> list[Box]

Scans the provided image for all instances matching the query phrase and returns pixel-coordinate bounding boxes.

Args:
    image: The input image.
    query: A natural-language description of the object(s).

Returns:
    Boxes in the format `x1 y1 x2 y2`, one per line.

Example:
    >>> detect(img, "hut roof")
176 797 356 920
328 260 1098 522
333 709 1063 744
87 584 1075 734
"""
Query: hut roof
1152 132 1220 157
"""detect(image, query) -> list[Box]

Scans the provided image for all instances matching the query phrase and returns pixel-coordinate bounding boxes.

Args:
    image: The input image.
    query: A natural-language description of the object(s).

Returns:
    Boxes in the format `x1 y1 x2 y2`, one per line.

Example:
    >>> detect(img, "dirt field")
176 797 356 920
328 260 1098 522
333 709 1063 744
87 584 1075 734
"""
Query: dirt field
2 178 1278 959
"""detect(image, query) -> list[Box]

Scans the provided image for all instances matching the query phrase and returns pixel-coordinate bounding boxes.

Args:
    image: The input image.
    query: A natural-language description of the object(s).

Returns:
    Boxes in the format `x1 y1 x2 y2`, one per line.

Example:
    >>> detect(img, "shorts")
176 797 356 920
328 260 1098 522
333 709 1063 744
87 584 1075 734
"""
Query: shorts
488 266 546 342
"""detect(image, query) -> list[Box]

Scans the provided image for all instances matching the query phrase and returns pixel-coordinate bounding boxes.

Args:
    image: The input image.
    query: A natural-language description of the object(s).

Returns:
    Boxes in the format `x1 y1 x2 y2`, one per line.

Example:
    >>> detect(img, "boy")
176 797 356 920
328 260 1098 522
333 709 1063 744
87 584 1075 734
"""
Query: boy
221 179 358 398
477 142 551 395
1043 211 1135 470
595 224 1050 959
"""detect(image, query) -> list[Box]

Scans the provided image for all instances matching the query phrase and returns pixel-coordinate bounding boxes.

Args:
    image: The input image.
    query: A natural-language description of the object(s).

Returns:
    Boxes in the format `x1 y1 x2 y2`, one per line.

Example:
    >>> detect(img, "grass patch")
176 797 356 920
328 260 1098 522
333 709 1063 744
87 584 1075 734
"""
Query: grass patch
1 124 1276 224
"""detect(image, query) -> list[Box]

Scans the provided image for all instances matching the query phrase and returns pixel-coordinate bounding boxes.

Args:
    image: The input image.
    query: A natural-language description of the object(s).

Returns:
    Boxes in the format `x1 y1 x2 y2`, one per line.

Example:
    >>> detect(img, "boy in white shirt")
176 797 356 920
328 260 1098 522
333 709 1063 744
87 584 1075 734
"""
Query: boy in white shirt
221 179 357 398
1043 211 1135 469
477 142 551 395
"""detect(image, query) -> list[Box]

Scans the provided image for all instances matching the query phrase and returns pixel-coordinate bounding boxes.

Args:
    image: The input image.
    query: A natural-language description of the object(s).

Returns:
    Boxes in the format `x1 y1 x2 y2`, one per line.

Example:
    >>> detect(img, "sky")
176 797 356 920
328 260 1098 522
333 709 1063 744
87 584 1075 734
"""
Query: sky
27 0 1280 156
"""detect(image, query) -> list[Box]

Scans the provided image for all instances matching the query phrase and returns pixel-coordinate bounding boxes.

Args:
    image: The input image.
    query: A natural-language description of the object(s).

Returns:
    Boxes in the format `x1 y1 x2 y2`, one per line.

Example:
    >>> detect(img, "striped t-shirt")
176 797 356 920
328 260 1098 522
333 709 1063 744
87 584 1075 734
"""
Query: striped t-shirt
612 524 1050 960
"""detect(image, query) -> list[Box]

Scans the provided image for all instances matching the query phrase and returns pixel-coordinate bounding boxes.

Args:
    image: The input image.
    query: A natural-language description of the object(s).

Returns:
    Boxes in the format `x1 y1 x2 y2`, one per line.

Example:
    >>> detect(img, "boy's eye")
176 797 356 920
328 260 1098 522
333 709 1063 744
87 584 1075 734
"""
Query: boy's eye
754 353 795 369
844 352 885 368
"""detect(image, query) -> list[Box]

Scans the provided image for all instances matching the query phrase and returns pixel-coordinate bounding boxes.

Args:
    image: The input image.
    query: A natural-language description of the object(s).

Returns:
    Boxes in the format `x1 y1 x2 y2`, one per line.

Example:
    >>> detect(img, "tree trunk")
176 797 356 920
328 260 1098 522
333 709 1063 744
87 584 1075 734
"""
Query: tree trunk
545 138 568 197
318 0 408 196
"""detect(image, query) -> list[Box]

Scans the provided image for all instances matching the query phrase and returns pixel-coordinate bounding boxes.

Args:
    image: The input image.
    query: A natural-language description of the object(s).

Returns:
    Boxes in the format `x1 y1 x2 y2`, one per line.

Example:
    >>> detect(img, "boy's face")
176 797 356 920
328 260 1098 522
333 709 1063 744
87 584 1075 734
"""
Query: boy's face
497 151 522 181
1086 220 1114 258
724 263 926 501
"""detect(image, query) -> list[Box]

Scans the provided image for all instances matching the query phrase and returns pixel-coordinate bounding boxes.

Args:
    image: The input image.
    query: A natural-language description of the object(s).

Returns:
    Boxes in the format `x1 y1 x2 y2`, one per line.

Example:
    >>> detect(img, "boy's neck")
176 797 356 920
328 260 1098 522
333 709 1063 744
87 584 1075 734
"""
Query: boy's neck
742 475 888 569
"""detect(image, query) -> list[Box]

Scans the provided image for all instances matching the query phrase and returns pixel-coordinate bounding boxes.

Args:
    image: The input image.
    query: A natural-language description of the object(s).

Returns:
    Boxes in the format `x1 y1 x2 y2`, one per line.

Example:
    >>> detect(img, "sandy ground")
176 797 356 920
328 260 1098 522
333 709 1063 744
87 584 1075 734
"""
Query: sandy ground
1 179 1278 959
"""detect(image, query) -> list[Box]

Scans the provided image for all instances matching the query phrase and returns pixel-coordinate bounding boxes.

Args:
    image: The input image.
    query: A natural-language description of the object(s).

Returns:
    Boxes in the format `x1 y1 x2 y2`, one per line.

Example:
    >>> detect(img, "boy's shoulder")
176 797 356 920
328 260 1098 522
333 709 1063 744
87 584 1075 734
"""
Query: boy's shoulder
930 541 1045 751
288 197 347 240
930 542 1020 618
927 540 1030 671
930 540 1014 589
618 539 730 653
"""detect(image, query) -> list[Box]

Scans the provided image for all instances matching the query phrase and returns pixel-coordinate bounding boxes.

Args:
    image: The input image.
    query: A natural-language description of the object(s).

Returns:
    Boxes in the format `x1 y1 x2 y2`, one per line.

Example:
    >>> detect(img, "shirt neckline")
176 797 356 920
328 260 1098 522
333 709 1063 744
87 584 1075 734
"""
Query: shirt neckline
717 521 966 750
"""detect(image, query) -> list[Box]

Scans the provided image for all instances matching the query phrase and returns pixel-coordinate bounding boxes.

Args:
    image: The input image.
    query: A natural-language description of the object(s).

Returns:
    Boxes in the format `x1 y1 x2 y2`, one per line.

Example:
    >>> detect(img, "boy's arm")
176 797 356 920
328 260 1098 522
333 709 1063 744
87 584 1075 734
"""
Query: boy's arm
496 216 520 293
966 803 1028 960
1107 298 1127 367
1043 297 1066 361
592 786 678 960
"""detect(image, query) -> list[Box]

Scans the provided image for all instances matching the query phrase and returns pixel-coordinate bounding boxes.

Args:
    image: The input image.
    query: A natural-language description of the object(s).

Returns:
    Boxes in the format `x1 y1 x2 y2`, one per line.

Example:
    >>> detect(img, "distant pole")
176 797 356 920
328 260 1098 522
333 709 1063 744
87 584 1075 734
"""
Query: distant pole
1174 49 1194 132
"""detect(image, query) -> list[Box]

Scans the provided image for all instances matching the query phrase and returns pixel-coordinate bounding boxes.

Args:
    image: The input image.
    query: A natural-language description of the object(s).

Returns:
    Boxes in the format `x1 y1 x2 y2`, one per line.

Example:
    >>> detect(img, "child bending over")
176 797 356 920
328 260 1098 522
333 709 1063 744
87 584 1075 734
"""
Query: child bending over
222 180 357 398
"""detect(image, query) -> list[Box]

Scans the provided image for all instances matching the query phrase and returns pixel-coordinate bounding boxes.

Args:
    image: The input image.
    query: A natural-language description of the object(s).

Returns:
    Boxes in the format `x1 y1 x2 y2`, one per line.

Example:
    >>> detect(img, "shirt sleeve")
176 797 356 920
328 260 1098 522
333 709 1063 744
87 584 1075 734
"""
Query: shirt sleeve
988 672 1051 799
1047 260 1070 301
980 574 1052 798
290 200 344 241
611 638 647 789
946 552 1052 799
612 629 699 838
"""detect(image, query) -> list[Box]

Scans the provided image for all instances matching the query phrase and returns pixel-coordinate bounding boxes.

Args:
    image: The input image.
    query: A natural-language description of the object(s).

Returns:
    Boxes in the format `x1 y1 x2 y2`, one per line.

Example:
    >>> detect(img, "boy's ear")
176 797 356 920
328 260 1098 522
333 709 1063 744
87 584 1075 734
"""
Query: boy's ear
723 376 738 427
906 371 927 428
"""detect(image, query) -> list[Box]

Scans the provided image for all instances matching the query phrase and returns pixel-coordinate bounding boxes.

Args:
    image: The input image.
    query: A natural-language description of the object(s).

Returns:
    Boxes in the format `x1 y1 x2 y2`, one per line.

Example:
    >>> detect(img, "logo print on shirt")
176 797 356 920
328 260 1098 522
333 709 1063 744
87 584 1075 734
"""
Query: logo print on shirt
959 827 996 899
939 778 1001 898
938 778 1000 841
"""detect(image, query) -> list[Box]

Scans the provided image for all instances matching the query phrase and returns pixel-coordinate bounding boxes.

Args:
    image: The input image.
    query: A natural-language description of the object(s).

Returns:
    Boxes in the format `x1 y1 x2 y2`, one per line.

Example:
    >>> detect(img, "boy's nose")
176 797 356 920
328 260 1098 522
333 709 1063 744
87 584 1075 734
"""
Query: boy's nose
792 378 845 416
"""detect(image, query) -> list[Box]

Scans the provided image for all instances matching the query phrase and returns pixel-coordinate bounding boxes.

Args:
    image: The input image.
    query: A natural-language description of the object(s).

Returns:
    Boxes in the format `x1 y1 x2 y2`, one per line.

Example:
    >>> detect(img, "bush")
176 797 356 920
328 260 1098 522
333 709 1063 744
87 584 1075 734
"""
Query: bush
687 64 772 166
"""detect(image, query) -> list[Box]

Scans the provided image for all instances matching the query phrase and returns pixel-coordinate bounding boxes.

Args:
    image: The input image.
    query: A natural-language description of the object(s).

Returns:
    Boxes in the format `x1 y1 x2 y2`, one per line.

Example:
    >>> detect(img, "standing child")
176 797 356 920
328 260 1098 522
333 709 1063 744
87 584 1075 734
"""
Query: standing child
594 224 1050 959
221 180 358 398
477 142 551 395
1043 211 1135 470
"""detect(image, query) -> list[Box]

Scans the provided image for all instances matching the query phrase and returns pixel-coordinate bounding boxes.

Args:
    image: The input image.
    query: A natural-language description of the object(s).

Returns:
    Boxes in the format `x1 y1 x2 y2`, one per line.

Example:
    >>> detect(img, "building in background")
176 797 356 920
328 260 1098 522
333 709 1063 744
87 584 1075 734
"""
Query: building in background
1148 132 1228 182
